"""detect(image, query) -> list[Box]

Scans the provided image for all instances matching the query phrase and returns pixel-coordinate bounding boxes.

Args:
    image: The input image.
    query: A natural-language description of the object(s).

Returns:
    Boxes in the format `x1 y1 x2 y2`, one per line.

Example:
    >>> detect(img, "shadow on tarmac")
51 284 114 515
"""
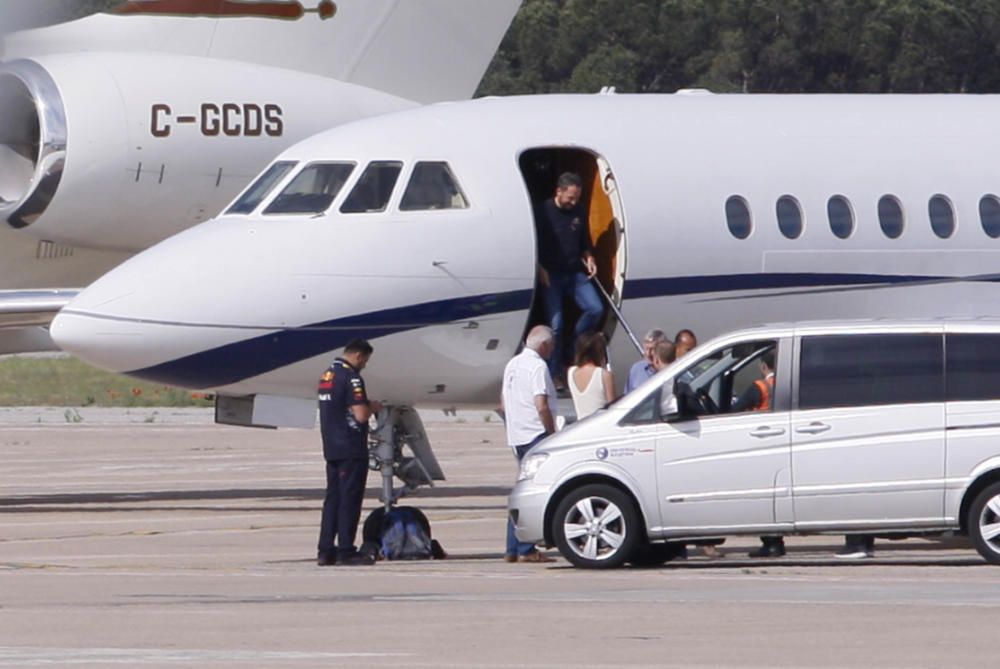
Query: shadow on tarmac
0 485 512 509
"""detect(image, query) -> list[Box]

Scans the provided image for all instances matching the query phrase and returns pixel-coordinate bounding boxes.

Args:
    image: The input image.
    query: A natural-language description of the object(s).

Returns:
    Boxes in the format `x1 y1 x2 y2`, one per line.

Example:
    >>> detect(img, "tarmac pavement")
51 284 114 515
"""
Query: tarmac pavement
0 412 997 668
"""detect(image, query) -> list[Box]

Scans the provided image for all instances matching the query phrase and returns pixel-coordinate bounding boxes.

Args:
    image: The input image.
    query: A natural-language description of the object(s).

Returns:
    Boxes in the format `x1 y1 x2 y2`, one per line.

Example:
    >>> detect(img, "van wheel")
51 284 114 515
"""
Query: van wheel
552 484 639 569
969 482 1000 565
629 542 686 567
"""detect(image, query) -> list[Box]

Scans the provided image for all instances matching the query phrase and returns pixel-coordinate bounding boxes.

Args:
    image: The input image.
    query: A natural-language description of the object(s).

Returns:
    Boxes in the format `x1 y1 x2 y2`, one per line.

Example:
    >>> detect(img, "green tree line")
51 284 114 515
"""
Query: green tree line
477 0 1000 95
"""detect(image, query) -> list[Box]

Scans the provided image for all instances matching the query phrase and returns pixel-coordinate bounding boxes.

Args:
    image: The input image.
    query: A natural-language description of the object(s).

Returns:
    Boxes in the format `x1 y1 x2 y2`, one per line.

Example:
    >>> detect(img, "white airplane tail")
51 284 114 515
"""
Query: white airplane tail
2 0 522 103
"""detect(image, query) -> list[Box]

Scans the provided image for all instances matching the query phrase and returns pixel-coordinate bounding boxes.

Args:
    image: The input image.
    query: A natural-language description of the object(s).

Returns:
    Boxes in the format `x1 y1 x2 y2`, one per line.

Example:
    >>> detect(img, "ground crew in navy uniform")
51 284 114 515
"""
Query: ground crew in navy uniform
317 339 382 566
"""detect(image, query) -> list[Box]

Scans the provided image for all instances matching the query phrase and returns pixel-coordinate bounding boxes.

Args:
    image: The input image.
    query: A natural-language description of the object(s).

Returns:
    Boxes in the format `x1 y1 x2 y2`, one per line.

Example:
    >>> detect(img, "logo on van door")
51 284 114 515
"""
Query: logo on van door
596 446 643 460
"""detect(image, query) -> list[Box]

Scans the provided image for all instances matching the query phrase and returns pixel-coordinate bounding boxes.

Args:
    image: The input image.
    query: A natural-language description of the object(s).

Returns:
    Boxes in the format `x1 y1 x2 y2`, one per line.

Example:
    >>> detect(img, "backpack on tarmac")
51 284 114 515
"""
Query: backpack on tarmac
362 506 446 561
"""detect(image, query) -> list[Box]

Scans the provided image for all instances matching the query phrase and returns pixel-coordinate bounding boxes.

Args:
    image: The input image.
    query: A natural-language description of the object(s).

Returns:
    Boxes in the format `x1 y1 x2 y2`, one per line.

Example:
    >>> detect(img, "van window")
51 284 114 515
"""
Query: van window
799 334 943 410
946 334 1000 401
226 160 297 214
264 162 354 215
675 340 778 417
400 162 469 211
340 161 403 214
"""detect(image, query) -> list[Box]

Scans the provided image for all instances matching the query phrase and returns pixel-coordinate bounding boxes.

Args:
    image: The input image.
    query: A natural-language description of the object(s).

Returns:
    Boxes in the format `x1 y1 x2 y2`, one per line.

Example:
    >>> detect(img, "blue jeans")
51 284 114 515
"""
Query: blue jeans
506 434 546 557
543 270 604 377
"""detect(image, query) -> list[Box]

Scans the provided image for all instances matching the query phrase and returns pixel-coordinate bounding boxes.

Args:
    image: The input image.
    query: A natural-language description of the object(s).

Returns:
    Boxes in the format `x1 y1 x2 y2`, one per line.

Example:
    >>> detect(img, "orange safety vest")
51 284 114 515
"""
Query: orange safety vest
753 374 775 411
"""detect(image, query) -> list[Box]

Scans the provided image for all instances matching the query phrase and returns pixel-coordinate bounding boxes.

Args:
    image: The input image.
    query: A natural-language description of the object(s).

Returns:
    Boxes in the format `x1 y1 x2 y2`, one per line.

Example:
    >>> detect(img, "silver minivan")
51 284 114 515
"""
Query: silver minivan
509 320 1000 568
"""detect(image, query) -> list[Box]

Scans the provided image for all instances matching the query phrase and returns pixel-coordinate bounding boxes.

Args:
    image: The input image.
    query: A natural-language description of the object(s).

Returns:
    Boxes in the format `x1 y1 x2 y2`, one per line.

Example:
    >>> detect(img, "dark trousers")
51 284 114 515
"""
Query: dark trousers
318 458 368 559
506 433 547 556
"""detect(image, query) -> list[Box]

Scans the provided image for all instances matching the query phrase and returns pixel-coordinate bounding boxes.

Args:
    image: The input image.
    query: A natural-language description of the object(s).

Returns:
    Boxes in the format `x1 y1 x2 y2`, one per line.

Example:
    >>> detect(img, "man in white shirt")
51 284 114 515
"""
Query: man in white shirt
500 325 558 563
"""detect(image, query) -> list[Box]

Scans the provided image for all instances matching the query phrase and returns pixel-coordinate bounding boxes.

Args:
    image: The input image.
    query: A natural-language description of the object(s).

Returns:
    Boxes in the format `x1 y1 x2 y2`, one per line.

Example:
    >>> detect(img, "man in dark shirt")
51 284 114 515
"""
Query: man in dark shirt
534 172 604 381
317 339 383 566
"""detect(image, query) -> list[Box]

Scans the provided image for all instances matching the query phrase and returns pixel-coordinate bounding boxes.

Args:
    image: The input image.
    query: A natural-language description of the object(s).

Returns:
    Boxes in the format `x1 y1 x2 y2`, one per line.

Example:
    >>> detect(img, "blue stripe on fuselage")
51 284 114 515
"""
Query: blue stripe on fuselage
125 272 983 388
125 289 533 388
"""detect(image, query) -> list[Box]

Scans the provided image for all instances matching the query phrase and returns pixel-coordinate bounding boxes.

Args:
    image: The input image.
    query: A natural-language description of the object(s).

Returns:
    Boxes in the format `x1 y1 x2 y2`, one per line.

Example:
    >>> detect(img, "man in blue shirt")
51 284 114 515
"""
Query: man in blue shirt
624 329 667 393
317 339 383 566
534 172 603 383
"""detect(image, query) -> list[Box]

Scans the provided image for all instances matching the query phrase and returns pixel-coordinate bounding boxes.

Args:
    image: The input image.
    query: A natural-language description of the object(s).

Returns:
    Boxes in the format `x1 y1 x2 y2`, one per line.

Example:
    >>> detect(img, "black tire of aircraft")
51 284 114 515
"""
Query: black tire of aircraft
553 484 641 569
968 481 1000 566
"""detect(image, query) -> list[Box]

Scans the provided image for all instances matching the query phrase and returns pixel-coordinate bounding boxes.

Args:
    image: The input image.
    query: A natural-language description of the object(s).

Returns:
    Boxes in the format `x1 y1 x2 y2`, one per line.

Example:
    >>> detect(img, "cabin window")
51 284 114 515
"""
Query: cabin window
776 195 803 239
980 195 1000 238
878 195 904 239
827 195 854 239
725 196 752 239
226 160 297 215
400 162 469 211
928 195 955 239
263 162 355 215
340 161 403 214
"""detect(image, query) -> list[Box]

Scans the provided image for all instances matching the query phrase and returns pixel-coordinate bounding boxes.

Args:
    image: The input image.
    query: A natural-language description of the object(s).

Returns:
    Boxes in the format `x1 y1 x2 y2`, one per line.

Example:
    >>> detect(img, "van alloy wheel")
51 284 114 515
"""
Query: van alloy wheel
968 482 1000 566
977 494 1000 553
564 496 625 561
552 484 640 569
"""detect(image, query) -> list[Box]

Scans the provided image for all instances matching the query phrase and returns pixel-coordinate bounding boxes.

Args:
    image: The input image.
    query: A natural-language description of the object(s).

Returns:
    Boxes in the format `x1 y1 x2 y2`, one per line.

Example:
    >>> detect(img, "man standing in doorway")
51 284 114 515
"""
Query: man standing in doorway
535 172 604 384
317 339 383 566
500 325 558 563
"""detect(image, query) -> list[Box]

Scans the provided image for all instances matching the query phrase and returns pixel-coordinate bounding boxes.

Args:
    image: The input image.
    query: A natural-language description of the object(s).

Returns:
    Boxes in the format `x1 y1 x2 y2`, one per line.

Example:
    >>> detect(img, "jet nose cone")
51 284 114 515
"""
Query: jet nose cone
50 308 144 374
50 217 285 387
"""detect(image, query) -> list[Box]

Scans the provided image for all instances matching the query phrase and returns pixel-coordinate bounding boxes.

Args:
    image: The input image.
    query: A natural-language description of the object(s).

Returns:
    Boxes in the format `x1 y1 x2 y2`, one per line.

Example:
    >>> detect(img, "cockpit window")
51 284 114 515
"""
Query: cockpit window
340 161 403 214
226 160 297 215
263 162 355 215
400 162 469 211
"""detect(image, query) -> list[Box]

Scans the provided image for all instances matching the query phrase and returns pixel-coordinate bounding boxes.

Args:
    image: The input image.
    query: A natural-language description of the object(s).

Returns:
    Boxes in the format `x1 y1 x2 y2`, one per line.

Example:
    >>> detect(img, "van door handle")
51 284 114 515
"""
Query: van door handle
750 427 785 438
795 422 831 435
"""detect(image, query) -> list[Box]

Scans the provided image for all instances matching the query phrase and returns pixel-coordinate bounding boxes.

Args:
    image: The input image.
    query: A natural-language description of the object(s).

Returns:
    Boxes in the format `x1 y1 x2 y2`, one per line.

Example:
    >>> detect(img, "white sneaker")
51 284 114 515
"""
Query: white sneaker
835 548 872 559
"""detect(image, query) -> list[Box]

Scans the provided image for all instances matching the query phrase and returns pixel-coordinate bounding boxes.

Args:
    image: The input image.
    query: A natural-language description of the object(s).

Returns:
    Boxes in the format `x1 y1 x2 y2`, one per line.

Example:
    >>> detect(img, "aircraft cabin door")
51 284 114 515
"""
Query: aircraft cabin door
518 147 630 356
590 156 632 350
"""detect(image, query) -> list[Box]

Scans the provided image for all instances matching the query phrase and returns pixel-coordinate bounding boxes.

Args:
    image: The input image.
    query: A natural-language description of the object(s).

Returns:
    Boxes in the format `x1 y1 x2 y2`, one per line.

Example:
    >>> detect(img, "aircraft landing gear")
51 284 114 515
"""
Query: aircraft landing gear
367 405 445 510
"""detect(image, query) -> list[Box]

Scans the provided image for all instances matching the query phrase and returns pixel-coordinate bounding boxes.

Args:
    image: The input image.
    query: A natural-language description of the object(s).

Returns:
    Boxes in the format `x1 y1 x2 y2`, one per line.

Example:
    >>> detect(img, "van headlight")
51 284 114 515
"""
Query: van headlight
518 453 549 481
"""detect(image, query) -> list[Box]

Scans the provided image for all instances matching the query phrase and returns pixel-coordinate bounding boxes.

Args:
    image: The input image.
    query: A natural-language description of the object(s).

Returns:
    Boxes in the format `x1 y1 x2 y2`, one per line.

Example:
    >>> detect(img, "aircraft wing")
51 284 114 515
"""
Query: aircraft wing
0 289 77 328
0 289 78 354
2 0 523 104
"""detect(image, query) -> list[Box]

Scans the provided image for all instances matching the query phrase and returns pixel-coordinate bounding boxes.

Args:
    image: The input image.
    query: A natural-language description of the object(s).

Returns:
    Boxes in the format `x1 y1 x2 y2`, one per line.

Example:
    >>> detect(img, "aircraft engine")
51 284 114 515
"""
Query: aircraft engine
0 53 413 252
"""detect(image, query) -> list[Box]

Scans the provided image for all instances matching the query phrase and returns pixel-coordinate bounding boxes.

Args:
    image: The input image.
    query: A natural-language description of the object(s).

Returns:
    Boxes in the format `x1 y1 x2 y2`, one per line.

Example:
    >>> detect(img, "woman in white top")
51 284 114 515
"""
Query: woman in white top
567 332 616 420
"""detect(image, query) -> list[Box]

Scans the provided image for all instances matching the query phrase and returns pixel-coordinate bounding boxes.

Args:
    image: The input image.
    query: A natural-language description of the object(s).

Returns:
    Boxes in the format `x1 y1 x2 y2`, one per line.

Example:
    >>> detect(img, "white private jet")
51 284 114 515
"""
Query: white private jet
0 0 521 352
52 91 1000 481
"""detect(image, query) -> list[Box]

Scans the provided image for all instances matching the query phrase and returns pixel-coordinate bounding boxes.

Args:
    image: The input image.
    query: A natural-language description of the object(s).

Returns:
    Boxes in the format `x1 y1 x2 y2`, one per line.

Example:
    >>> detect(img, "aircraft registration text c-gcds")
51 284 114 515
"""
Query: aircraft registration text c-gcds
150 103 284 138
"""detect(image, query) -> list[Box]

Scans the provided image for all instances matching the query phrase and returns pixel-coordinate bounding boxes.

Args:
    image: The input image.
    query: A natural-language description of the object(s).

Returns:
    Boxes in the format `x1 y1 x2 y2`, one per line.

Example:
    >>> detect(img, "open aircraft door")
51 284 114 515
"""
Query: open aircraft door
591 155 635 350
518 147 631 353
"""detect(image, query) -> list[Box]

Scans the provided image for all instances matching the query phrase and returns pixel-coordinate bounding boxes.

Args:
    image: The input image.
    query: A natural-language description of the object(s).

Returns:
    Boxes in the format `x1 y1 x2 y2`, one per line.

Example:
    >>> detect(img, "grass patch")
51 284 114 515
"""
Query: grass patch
0 355 214 407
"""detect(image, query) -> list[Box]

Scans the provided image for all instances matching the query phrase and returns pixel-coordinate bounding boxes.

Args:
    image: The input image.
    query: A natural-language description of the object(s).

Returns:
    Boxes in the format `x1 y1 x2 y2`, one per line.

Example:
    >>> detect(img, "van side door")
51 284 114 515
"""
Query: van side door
646 337 793 536
790 330 946 530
